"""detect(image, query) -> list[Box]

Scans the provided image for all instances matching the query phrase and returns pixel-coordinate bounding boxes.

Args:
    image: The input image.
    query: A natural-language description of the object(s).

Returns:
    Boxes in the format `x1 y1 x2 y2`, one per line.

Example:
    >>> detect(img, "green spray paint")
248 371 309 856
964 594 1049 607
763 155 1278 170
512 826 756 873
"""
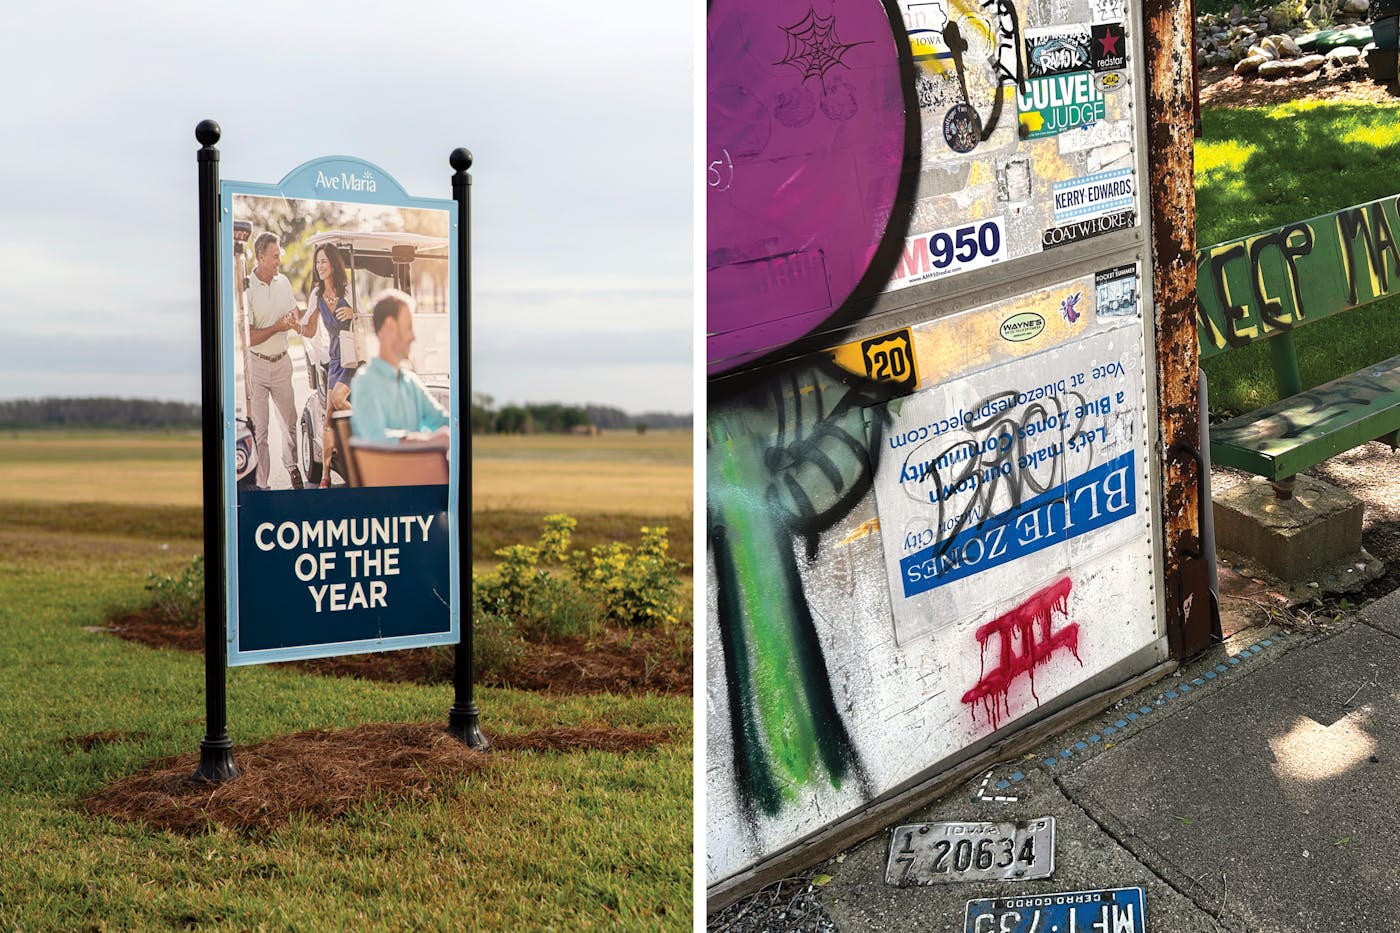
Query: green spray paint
708 364 889 817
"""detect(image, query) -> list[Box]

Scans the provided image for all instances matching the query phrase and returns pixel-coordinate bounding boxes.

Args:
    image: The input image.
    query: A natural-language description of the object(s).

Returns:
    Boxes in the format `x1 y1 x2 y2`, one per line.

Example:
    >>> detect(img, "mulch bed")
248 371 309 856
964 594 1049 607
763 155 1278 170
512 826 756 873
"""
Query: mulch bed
1200 62 1400 108
103 609 691 696
82 722 673 834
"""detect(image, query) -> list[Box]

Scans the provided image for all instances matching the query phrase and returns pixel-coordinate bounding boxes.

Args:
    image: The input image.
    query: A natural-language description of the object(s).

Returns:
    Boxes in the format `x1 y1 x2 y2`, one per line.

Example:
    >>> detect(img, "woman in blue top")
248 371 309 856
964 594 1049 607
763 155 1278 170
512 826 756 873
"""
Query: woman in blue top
301 243 358 487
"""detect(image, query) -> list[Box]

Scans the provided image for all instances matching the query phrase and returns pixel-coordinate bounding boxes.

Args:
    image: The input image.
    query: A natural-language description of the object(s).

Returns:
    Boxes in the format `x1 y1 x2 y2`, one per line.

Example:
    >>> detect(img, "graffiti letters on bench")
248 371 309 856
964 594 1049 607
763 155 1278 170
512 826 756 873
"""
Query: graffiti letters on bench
1196 195 1400 359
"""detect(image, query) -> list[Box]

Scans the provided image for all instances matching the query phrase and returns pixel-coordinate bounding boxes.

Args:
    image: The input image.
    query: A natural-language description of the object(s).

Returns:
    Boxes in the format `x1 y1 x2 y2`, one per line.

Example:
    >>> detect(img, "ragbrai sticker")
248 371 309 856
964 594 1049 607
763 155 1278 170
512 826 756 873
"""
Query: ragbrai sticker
1095 71 1126 92
944 103 982 153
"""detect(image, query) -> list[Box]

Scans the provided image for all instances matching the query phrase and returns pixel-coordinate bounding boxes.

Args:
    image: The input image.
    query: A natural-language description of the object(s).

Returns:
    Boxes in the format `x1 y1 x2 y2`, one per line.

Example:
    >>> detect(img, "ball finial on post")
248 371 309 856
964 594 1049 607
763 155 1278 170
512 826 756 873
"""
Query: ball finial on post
450 148 473 172
195 120 222 147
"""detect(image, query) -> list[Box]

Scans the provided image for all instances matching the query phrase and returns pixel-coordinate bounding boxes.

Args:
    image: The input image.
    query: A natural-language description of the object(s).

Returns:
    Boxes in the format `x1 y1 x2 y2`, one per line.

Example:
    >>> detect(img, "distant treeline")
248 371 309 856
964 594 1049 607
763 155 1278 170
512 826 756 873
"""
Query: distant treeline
0 398 201 430
470 396 691 434
0 396 691 434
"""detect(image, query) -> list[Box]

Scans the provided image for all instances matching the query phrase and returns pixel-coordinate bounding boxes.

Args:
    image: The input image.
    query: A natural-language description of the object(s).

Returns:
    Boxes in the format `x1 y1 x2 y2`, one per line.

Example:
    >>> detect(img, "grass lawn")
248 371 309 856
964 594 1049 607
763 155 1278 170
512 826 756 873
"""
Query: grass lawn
0 432 694 930
1196 101 1400 413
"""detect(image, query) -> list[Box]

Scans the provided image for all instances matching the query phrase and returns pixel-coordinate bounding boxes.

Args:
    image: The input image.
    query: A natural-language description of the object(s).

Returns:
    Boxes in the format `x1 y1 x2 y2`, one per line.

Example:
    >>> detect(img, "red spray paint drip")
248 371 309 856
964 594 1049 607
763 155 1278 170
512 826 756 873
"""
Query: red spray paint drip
961 577 1082 731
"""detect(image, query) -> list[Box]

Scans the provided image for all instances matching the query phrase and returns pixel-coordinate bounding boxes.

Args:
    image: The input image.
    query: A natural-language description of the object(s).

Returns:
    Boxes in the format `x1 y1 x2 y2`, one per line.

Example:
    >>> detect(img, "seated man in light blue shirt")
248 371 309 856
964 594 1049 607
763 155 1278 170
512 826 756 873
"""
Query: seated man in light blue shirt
349 290 450 446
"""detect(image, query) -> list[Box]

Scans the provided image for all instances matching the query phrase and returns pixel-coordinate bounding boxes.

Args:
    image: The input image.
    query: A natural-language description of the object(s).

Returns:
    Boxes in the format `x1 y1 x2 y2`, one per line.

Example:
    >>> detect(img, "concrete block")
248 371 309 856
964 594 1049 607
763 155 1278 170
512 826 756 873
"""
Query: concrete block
1212 474 1363 583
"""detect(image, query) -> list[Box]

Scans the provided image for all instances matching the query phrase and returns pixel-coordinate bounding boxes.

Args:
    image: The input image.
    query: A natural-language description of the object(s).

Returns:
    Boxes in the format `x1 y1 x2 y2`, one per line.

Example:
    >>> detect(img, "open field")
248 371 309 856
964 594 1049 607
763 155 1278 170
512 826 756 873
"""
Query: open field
472 431 692 517
0 432 203 506
0 430 694 518
0 430 695 929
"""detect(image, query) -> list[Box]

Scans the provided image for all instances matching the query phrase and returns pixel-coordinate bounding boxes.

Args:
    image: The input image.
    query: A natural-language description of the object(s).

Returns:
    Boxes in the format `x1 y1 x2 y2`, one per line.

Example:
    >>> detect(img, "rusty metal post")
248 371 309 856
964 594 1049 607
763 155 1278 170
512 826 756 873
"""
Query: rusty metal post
1145 0 1208 658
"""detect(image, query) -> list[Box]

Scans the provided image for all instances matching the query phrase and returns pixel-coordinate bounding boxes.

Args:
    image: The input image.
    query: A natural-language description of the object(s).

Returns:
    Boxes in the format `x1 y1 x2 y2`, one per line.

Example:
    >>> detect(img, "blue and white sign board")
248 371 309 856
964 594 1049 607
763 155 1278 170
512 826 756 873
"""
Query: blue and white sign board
221 156 459 666
872 323 1147 644
964 887 1147 933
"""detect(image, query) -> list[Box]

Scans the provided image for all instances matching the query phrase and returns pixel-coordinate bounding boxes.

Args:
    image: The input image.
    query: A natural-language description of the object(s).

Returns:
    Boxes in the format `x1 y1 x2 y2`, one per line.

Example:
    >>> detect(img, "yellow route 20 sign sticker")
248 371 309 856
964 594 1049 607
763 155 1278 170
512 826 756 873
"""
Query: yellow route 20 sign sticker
860 329 917 390
827 327 919 393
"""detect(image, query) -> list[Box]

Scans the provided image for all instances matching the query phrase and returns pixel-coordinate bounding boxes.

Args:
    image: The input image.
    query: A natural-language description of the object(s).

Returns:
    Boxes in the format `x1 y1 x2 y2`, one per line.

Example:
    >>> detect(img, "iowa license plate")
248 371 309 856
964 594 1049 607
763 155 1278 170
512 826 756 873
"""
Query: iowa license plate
885 818 1055 886
964 887 1147 933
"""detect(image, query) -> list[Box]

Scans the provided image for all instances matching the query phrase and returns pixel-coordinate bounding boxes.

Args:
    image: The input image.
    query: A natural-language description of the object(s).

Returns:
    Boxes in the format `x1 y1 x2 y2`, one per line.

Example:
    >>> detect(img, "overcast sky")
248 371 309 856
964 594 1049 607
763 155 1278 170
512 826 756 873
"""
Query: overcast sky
0 1 693 414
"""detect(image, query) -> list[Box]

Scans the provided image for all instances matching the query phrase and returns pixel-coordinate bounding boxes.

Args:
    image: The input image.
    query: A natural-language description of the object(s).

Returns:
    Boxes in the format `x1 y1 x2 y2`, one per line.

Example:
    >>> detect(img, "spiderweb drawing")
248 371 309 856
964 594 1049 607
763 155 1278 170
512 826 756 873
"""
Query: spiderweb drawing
774 8 868 83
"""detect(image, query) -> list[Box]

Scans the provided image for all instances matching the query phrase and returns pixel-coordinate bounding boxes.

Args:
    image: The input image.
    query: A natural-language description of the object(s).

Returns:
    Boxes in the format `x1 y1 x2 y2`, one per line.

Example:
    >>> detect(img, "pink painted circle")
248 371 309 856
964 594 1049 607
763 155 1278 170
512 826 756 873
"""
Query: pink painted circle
707 0 908 376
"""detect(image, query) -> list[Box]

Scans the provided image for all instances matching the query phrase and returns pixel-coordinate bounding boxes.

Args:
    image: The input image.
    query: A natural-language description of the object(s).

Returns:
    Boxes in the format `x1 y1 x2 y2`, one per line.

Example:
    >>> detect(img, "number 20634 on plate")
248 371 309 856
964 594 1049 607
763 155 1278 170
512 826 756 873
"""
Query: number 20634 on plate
885 818 1055 886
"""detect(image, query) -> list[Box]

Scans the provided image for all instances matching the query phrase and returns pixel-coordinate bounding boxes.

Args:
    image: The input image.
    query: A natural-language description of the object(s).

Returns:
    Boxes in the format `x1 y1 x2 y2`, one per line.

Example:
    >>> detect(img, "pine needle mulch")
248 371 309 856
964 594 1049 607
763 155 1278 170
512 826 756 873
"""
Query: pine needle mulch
83 722 673 834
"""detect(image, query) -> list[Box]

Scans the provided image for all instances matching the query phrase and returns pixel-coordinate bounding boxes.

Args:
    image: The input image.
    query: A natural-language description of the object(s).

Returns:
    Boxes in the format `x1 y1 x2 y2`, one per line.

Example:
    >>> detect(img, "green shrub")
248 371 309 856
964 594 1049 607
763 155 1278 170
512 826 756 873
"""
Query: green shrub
471 515 684 636
144 555 204 626
536 513 575 564
571 526 683 629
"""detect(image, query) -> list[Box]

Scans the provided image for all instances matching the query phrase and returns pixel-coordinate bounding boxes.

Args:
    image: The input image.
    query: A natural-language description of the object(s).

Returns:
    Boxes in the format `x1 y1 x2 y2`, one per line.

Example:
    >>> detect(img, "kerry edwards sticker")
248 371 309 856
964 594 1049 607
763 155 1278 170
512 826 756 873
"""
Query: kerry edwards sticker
1052 168 1135 223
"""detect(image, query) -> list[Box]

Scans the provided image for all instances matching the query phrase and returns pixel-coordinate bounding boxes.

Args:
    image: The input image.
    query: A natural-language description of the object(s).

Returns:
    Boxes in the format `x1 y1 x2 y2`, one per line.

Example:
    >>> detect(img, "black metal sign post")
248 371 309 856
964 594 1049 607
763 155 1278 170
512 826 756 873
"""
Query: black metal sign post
448 147 488 749
194 119 238 782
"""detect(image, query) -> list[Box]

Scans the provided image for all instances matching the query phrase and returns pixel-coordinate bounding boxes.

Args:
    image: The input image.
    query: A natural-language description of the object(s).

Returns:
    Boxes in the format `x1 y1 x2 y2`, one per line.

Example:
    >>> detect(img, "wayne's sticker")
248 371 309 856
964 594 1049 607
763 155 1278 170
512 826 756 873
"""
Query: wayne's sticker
1052 168 1135 223
1092 23 1128 71
890 217 1006 290
1017 74 1105 139
1024 24 1093 78
1042 210 1136 249
999 312 1045 342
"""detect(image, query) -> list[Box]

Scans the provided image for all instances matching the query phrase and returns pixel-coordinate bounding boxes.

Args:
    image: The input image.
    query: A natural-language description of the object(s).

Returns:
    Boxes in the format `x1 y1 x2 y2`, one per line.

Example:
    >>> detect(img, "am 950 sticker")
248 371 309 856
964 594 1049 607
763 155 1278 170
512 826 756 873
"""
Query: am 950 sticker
890 218 1006 291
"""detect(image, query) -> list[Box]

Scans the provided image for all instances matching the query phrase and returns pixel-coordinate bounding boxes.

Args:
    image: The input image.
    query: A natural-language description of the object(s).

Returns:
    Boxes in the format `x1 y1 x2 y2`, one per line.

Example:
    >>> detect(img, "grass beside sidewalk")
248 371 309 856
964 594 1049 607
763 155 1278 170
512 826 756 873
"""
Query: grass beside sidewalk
1196 101 1400 414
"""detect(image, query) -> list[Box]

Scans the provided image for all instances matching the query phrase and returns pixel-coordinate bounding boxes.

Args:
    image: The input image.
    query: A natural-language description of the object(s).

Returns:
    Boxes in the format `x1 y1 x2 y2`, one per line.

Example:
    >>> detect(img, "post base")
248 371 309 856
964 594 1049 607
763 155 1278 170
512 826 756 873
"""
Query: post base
192 736 239 783
448 705 490 750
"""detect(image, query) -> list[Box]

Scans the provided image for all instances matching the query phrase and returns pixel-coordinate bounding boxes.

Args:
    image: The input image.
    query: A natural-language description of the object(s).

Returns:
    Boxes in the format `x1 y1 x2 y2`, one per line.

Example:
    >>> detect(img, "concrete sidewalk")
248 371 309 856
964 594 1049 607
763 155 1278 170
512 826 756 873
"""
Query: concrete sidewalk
817 591 1400 932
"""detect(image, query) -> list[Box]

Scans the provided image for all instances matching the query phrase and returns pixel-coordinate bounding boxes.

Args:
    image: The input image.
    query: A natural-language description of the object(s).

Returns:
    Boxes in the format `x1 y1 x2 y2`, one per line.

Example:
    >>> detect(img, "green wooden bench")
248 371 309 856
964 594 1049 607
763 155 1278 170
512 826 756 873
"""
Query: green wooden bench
1196 194 1400 492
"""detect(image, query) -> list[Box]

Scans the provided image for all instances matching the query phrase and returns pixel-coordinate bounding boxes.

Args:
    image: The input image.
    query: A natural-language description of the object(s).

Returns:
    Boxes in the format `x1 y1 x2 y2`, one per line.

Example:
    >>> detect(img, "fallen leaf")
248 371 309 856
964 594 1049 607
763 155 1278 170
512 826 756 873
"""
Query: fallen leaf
812 874 833 887
1335 837 1350 847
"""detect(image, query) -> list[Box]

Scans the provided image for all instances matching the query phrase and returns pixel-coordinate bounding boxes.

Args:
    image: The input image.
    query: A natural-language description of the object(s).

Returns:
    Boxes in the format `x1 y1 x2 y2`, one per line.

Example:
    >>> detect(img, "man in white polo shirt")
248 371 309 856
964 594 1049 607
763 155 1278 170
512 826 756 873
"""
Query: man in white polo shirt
244 232 304 489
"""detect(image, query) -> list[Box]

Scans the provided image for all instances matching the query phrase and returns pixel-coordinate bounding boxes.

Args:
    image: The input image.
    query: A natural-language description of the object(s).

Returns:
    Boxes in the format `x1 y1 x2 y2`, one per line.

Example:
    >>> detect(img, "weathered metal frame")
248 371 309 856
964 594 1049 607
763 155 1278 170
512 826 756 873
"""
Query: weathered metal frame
1144 0 1205 659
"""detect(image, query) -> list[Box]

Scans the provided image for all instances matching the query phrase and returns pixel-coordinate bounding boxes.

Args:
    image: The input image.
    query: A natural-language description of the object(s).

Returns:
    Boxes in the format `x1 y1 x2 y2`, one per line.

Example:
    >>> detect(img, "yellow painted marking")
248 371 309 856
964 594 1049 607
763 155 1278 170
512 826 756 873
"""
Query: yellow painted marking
839 518 881 545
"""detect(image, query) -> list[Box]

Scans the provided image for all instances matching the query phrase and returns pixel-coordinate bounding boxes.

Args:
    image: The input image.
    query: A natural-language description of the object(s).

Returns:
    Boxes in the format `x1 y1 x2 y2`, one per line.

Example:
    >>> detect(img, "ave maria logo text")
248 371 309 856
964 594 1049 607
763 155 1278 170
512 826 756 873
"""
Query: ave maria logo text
314 169 377 193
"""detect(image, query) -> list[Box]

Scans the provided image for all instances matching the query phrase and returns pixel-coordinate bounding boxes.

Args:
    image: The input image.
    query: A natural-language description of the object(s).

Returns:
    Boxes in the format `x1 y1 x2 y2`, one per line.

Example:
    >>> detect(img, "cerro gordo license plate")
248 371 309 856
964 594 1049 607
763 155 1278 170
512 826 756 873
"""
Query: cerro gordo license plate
885 817 1055 886
964 887 1146 933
